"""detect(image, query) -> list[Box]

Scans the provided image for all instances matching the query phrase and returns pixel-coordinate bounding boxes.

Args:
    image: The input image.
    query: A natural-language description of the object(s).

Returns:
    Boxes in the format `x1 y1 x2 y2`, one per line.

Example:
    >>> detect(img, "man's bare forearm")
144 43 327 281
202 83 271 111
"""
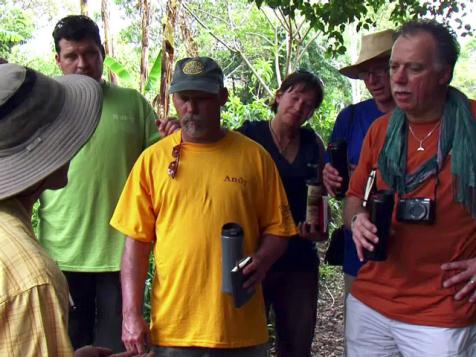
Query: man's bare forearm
121 237 152 316
242 234 288 287
255 234 288 269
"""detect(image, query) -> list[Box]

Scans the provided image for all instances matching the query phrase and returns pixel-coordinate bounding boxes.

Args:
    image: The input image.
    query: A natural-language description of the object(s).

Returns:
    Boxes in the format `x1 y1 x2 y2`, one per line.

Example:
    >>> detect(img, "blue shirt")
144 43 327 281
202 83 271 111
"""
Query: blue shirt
328 99 384 276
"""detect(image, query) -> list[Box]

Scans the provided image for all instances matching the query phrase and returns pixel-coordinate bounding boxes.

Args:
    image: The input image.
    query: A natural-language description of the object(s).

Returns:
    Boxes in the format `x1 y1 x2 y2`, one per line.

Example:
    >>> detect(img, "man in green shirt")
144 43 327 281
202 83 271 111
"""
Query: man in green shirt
38 15 159 352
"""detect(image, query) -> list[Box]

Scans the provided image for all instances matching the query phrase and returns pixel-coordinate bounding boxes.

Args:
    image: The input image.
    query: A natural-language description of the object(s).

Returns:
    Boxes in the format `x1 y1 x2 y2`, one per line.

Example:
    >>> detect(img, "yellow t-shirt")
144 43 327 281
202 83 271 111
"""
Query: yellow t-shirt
111 130 297 348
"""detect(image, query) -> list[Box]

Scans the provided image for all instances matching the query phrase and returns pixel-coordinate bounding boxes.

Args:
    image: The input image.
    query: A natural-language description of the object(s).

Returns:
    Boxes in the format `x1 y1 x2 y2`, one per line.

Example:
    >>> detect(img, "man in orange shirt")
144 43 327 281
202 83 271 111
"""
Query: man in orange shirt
344 20 476 356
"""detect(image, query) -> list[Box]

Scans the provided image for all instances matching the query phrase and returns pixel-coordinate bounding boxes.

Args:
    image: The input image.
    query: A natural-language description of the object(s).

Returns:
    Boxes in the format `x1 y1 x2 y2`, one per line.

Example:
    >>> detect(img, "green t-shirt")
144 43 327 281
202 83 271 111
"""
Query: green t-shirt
38 82 159 271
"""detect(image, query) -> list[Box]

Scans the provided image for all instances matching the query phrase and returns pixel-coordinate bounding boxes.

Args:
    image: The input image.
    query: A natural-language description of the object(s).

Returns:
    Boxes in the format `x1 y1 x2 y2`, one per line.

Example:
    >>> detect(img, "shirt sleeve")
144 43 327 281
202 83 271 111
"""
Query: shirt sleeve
140 93 161 148
0 285 73 357
110 151 157 242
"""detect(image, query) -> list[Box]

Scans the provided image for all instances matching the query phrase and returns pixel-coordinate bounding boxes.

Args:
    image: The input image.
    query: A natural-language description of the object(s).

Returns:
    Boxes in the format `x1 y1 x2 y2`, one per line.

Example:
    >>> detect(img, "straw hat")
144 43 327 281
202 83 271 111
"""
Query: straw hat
339 29 395 79
0 64 102 200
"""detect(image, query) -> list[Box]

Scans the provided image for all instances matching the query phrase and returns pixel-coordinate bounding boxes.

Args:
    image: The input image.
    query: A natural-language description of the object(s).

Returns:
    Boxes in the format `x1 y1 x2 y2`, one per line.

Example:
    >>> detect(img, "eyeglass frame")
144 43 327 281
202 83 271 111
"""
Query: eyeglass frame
357 66 389 81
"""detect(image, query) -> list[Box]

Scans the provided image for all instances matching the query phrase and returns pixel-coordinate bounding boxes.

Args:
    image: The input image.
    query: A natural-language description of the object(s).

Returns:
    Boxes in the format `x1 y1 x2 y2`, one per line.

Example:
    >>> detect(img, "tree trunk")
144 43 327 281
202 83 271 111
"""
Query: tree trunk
154 0 177 118
139 0 151 93
101 0 117 83
80 0 88 15
178 11 199 57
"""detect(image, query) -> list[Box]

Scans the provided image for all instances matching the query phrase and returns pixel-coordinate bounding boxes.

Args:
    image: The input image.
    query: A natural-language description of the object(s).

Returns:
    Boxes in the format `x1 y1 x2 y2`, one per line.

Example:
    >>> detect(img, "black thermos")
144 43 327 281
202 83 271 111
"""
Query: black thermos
364 190 395 261
328 139 349 200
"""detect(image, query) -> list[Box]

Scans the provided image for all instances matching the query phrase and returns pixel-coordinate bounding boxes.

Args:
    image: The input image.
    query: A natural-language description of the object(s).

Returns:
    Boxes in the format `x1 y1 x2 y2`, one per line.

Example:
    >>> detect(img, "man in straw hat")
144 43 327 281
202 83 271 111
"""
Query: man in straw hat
110 56 296 356
323 29 396 296
37 15 160 352
345 20 476 355
0 63 138 356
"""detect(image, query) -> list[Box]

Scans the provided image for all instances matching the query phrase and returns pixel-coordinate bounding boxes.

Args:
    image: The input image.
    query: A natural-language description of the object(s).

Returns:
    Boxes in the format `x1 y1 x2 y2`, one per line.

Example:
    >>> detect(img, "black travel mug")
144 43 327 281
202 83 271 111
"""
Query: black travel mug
328 140 349 200
221 223 244 294
364 190 395 261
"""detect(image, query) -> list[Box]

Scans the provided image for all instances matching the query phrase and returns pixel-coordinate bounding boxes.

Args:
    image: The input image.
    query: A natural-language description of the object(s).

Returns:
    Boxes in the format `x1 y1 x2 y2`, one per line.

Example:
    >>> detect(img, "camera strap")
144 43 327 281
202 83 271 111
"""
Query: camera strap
396 167 440 202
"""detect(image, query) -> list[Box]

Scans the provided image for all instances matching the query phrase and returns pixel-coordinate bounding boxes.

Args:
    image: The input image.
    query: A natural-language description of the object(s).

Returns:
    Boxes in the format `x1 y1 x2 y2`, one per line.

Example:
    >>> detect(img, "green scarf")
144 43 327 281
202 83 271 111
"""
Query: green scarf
378 87 476 218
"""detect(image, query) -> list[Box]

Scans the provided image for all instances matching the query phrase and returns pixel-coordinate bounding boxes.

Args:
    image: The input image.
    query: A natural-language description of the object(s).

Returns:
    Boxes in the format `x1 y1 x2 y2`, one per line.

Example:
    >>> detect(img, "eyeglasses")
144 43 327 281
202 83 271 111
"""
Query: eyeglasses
168 140 182 179
357 67 389 81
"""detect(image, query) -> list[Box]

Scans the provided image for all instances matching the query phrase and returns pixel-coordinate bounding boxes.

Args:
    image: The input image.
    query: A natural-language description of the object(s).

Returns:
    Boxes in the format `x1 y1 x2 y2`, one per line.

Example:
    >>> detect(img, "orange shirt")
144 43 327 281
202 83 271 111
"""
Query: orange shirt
348 100 476 327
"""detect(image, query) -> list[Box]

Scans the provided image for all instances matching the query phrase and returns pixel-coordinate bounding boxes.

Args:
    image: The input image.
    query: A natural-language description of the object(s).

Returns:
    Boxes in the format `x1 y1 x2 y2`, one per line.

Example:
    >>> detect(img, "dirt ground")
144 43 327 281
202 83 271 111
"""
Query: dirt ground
312 269 345 356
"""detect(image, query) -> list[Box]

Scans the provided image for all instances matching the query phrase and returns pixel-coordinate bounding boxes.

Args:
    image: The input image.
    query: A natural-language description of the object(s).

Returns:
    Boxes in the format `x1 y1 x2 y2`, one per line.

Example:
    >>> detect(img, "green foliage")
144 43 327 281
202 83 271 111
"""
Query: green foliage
0 30 23 45
10 49 60 76
319 263 341 281
144 253 155 322
32 201 40 236
0 5 34 58
222 94 273 129
250 59 274 96
144 50 163 92
104 56 133 83
250 0 474 55
104 51 165 100
453 38 476 98
311 95 345 145
328 198 344 229
181 0 353 142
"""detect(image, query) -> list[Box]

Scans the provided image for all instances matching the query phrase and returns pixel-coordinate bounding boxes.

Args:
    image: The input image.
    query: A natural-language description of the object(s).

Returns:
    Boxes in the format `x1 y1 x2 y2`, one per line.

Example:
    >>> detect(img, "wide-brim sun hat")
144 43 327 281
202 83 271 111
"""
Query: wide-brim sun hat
339 29 395 79
0 63 102 200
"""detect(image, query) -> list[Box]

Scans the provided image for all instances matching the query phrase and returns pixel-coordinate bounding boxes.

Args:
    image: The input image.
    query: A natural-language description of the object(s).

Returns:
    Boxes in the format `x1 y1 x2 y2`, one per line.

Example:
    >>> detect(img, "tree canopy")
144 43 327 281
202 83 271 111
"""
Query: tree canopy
2 0 475 141
0 4 34 58
250 0 474 54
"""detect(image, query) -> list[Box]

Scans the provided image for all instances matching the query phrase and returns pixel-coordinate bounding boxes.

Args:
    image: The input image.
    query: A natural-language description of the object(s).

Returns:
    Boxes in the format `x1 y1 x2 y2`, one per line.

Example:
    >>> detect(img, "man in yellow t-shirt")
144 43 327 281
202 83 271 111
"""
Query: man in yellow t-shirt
110 57 297 356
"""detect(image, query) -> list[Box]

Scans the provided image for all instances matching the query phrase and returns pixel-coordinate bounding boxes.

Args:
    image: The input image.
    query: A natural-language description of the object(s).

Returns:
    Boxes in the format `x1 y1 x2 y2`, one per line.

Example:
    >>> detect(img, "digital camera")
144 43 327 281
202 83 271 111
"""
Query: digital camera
396 198 435 224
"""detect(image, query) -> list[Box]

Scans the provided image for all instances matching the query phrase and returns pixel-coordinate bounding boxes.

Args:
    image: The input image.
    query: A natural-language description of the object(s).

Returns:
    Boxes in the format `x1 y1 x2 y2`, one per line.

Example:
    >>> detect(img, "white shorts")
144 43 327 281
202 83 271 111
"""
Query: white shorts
345 294 476 357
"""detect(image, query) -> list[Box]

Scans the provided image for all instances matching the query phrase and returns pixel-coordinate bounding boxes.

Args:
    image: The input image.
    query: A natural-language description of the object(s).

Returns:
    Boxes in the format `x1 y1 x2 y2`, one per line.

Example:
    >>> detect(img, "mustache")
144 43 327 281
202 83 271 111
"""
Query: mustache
181 114 202 123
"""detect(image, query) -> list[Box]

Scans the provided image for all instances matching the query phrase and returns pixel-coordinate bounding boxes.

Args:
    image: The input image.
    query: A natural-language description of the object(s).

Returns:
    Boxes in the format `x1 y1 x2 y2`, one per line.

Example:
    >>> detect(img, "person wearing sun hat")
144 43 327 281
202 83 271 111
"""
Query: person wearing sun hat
338 29 395 79
323 29 396 298
0 63 118 356
111 56 296 356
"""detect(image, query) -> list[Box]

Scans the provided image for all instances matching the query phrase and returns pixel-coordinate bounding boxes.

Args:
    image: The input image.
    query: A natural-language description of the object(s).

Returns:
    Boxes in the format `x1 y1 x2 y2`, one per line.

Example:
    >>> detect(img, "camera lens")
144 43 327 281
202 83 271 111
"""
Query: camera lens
409 201 428 220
